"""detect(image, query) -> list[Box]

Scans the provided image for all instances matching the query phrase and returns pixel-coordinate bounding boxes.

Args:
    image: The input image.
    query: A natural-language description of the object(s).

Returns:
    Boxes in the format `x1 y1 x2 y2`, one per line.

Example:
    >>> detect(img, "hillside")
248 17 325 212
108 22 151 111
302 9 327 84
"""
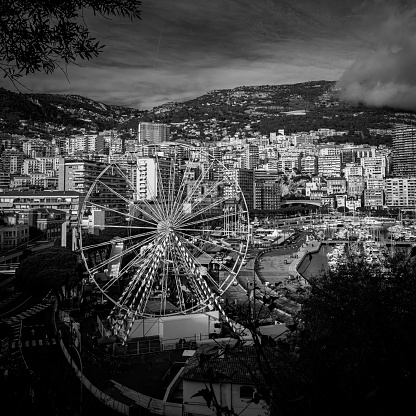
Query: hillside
120 80 416 145
0 88 141 134
1 81 416 142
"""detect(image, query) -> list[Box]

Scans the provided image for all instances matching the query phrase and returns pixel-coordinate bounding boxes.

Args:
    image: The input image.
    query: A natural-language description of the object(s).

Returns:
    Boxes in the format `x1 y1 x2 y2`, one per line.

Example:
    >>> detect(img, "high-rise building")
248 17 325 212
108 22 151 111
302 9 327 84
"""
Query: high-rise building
254 180 281 211
392 124 416 176
1 149 25 174
136 157 179 201
361 156 388 178
384 177 416 208
254 169 280 211
138 122 170 144
225 168 254 211
58 160 129 224
243 144 259 170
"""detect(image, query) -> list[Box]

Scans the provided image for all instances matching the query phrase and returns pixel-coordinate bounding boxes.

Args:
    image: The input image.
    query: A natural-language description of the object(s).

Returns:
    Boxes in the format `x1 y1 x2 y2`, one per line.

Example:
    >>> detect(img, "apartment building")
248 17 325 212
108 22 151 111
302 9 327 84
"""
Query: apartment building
318 154 342 177
347 176 365 198
0 190 83 226
1 150 25 175
58 159 129 225
384 177 416 208
138 122 170 144
326 177 347 196
65 135 105 155
344 162 364 179
392 124 416 176
361 156 388 178
225 168 254 211
254 169 280 211
364 188 384 209
136 157 177 201
278 155 301 173
242 144 259 170
301 155 318 175
0 217 29 250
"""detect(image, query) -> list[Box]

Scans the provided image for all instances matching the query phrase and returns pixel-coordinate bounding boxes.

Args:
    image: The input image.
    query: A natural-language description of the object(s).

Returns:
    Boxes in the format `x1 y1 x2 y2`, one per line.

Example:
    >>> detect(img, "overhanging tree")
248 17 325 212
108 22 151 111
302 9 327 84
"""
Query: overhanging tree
0 0 142 85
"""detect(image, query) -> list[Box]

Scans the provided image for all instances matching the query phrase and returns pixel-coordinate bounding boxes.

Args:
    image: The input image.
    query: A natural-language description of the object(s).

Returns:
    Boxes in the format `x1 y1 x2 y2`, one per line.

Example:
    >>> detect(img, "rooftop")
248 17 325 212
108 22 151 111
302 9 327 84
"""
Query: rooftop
0 190 82 197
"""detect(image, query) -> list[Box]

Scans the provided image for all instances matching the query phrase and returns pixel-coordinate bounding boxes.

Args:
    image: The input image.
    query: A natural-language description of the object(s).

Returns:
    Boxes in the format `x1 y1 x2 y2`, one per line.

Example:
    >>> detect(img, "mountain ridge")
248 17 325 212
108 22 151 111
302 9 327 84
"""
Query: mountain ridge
1 81 416 140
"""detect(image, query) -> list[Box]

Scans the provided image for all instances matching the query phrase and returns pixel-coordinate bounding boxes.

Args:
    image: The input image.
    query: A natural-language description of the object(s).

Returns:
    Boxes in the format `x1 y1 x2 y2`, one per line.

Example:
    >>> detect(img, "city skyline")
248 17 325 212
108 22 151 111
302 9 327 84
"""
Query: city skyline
1 0 415 111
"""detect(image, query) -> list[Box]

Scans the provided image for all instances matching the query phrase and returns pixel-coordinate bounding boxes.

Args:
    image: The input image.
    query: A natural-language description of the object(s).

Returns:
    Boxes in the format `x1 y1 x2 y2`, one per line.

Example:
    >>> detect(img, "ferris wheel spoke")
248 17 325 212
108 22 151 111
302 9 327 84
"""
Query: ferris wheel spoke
174 229 246 257
175 158 217 215
133 242 167 315
170 162 192 218
133 196 164 227
154 154 170 221
95 178 132 207
96 178 161 224
172 176 230 225
175 196 236 228
101 233 160 292
178 209 248 230
139 164 167 222
121 233 163 273
171 161 216 220
171 236 206 298
80 228 158 252
173 253 206 306
95 178 161 224
117 247 160 311
82 223 158 234
170 161 197 219
176 232 238 283
111 163 137 193
157 247 170 314
84 200 157 229
167 152 179 216
88 232 158 275
166 237 194 312
175 234 223 287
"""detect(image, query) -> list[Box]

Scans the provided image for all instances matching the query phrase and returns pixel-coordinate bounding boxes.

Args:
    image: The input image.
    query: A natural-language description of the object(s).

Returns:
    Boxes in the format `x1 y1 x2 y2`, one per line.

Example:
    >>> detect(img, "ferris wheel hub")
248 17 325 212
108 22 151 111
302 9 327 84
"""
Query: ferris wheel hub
157 220 174 234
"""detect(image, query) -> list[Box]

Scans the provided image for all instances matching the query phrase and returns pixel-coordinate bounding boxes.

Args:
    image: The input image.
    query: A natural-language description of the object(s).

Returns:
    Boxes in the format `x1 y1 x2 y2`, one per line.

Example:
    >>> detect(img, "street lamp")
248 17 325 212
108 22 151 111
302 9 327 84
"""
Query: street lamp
71 345 83 416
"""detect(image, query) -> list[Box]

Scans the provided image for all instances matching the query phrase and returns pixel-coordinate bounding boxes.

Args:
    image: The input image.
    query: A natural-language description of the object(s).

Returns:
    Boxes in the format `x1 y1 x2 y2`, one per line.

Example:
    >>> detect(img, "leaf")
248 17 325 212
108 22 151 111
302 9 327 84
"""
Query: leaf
198 352 215 367
286 322 298 332
190 388 215 408
251 392 261 404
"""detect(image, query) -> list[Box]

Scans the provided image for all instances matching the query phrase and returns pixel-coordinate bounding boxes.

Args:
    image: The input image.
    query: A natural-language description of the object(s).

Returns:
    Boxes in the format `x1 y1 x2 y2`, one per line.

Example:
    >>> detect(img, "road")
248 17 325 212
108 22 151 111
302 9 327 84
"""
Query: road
1 284 121 416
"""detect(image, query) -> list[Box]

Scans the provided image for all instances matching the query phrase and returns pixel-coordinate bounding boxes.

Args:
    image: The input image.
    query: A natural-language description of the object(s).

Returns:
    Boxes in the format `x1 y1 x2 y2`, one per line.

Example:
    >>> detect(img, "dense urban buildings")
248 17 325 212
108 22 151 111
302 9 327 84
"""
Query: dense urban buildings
1 115 415 248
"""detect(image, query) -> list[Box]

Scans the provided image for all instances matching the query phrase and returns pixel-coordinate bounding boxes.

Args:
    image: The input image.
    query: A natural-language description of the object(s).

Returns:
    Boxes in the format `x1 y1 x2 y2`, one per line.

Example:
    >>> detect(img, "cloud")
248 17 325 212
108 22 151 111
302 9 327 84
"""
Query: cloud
338 0 416 111
0 0 370 109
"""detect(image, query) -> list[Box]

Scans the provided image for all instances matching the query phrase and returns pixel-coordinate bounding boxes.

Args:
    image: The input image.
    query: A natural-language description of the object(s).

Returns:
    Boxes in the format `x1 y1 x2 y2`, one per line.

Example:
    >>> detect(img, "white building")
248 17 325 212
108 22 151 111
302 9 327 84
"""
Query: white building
361 156 388 178
384 177 416 208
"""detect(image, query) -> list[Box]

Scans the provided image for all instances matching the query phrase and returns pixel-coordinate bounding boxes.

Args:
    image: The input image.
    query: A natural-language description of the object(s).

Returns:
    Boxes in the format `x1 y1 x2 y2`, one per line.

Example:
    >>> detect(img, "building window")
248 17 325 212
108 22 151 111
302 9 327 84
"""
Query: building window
240 386 255 400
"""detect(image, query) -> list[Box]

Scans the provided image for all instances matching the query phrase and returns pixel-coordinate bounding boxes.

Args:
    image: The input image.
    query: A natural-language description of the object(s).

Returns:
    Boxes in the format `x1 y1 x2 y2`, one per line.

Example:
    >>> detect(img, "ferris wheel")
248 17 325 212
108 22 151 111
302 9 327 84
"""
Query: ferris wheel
78 143 250 340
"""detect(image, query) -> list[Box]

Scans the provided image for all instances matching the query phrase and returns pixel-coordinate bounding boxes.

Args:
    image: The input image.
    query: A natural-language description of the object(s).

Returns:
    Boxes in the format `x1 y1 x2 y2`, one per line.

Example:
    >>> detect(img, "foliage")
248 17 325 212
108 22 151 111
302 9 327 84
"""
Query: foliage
292 248 416 415
0 1 142 84
197 248 416 415
14 246 81 300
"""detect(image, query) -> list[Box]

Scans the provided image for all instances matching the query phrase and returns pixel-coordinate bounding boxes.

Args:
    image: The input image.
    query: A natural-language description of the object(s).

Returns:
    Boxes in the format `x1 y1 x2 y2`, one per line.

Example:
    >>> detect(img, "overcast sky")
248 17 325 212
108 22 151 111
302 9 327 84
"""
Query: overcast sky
1 0 415 110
